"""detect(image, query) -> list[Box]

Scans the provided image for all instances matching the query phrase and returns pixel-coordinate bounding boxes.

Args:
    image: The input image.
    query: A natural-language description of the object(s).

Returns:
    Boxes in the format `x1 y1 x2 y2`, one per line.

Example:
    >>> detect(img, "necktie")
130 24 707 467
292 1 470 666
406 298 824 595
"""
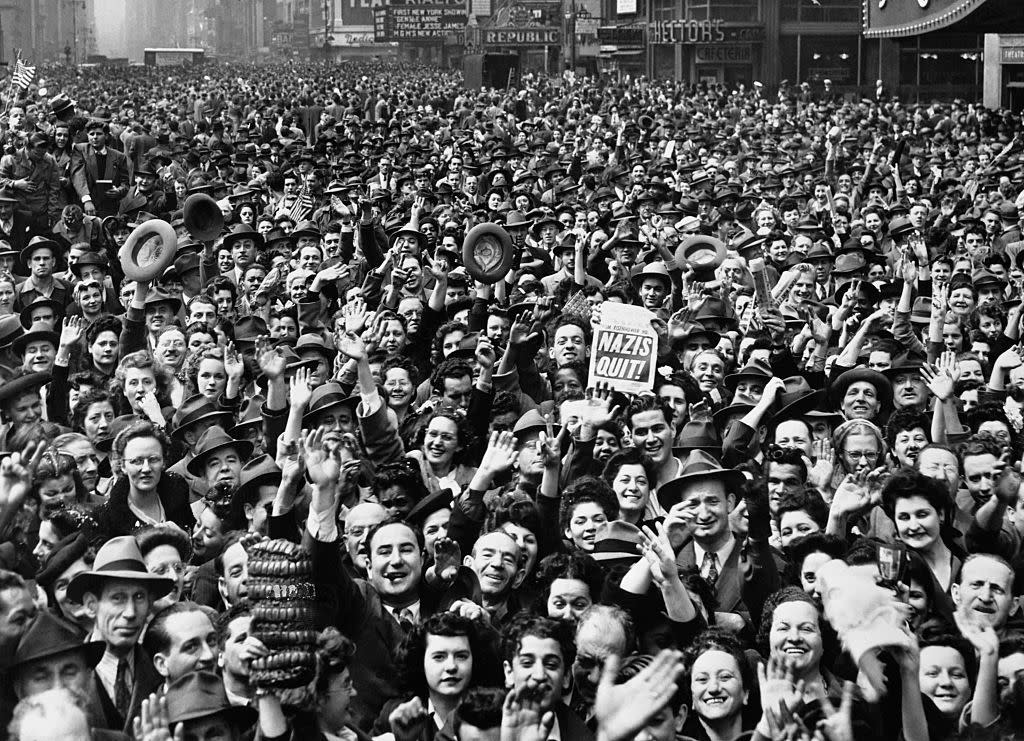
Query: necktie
702 551 719 586
114 658 130 718
398 607 416 632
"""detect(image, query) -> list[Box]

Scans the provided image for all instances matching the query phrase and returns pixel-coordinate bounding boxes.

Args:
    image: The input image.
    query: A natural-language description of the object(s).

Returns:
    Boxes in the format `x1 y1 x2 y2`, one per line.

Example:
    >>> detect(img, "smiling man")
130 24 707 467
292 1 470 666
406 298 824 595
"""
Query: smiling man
951 554 1017 637
626 396 683 506
463 530 524 624
144 602 219 686
186 425 254 492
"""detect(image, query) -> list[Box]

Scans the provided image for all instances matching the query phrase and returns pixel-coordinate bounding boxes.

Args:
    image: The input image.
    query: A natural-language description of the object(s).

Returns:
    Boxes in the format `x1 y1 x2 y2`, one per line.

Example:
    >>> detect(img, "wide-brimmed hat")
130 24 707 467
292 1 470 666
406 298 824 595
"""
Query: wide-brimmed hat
11 611 104 670
672 419 723 456
770 377 826 423
143 287 182 314
186 425 254 476
229 396 263 437
169 395 234 440
512 408 559 439
0 371 49 404
295 333 336 362
221 223 265 250
233 316 268 344
881 353 926 381
232 454 282 506
724 358 773 391
67 535 176 603
49 93 76 117
69 251 108 278
165 671 257 727
630 261 672 293
18 297 64 330
828 367 893 411
656 450 746 510
20 236 59 266
302 382 358 427
406 488 455 527
11 329 59 357
831 253 868 276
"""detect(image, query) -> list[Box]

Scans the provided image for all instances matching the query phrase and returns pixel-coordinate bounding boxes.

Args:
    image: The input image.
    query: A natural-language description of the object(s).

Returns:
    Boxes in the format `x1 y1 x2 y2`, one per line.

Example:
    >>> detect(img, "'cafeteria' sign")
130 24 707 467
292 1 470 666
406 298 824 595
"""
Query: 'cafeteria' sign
588 303 657 394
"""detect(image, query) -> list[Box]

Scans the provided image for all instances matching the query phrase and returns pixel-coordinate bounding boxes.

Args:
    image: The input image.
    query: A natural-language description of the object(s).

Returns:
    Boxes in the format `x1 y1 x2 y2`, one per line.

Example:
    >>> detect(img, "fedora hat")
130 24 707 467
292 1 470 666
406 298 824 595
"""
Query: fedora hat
11 611 104 670
828 367 893 411
831 253 868 276
143 286 182 314
233 316 268 344
502 210 533 230
295 333 336 362
291 220 322 241
233 454 282 506
67 535 175 603
95 414 140 454
49 93 76 117
725 358 773 391
656 450 745 511
0 370 49 405
0 187 17 204
591 520 644 568
18 297 64 330
770 377 826 423
169 395 234 441
221 223 264 250
173 251 201 277
229 396 264 438
672 419 723 456
186 425 254 476
630 261 672 293
463 222 514 285
512 408 559 439
881 352 926 380
11 329 59 357
302 382 359 427
675 235 726 276
119 218 178 282
910 296 932 325
165 671 257 727
0 315 23 348
406 487 455 527
20 236 59 267
69 251 108 279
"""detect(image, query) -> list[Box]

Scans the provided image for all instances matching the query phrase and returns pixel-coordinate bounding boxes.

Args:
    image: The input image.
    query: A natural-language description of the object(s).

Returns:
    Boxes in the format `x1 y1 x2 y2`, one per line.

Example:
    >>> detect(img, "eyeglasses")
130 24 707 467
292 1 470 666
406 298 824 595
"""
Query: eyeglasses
151 562 185 576
125 455 164 468
844 450 878 462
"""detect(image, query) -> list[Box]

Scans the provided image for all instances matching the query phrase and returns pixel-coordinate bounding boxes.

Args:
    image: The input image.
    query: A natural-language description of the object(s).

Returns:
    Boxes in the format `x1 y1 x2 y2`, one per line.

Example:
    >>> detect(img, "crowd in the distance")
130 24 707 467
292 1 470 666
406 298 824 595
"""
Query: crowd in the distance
0 57 1022 741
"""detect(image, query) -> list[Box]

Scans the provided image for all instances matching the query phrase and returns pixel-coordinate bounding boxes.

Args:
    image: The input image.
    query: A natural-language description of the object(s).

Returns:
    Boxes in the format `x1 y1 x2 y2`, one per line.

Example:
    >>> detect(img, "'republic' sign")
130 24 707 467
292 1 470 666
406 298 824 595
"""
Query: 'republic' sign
483 27 561 45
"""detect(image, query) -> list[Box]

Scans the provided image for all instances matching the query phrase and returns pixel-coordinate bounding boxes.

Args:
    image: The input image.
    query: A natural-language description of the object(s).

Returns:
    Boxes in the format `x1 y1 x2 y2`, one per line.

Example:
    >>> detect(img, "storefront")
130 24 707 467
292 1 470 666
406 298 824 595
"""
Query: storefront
863 0 1024 104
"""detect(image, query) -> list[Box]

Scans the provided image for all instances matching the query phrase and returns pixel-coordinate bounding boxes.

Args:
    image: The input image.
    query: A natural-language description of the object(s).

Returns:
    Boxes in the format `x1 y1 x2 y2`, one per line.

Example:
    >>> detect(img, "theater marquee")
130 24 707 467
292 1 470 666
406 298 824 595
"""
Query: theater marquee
863 0 1024 37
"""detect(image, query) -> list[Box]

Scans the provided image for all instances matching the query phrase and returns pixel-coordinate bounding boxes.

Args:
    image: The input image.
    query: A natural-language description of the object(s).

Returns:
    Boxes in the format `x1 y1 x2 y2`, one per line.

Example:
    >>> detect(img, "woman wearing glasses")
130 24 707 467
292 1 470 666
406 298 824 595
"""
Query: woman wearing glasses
90 419 194 538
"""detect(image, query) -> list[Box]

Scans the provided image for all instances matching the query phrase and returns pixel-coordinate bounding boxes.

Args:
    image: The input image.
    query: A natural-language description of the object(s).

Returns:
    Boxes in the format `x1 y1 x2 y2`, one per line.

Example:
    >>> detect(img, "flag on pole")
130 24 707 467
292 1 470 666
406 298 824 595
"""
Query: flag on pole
12 56 35 90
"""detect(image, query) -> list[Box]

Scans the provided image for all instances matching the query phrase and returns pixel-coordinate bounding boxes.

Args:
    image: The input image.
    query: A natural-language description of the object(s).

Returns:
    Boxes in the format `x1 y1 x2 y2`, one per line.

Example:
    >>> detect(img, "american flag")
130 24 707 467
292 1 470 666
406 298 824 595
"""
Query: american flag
11 56 35 90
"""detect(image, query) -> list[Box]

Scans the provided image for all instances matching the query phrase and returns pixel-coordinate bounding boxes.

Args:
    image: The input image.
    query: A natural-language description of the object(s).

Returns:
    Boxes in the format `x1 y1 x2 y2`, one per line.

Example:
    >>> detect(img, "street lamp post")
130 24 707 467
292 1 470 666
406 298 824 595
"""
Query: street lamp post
563 0 576 72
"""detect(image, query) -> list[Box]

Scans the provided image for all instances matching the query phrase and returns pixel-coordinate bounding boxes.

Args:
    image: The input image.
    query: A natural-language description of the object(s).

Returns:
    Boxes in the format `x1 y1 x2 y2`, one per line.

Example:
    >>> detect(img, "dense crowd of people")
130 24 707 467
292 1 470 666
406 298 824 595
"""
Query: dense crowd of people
0 57 1022 741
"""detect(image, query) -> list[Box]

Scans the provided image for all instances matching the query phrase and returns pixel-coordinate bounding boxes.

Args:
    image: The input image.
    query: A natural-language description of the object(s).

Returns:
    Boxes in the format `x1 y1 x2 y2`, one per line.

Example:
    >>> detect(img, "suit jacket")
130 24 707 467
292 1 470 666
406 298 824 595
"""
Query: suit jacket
554 703 595 741
0 210 33 253
70 144 130 217
675 539 746 617
117 186 167 219
87 645 162 736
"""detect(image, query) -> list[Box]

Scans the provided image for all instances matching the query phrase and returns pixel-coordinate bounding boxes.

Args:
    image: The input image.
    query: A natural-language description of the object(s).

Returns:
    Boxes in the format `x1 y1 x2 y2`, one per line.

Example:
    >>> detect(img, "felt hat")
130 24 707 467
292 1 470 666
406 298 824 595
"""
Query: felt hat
169 395 234 441
66 536 176 603
164 671 257 727
302 382 358 427
11 611 104 670
828 367 893 411
0 370 49 404
186 425 254 476
656 450 745 511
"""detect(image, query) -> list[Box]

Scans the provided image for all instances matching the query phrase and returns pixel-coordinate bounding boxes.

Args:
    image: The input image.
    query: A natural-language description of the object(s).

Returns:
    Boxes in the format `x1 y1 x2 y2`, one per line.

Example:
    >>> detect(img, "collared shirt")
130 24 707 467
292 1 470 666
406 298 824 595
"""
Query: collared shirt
384 600 421 625
694 533 736 581
94 648 135 707
548 713 563 741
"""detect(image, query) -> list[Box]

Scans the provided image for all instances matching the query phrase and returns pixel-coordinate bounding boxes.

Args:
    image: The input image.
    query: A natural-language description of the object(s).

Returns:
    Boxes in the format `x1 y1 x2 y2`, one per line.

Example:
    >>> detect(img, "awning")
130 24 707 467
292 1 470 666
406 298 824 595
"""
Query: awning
864 0 1024 38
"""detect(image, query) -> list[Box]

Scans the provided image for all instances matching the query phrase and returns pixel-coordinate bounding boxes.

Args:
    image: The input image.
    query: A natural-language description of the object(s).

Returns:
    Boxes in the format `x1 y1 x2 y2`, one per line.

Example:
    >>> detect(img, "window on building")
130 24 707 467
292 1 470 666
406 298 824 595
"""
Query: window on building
685 0 758 22
781 0 859 24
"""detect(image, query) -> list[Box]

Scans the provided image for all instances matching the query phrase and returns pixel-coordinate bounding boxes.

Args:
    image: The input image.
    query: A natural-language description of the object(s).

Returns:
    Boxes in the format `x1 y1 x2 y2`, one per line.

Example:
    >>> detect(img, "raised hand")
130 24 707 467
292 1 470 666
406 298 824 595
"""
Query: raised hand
806 438 834 490
432 537 462 582
59 315 85 347
920 361 954 401
758 657 806 722
954 607 999 658
389 697 431 741
289 367 314 410
133 694 183 741
0 441 42 517
594 650 685 741
303 427 342 489
342 296 369 334
639 521 679 586
137 391 164 424
812 681 856 741
475 336 496 370
580 383 621 428
478 430 518 478
256 336 287 381
336 330 367 362
223 341 245 382
502 686 556 741
663 501 697 552
830 473 872 517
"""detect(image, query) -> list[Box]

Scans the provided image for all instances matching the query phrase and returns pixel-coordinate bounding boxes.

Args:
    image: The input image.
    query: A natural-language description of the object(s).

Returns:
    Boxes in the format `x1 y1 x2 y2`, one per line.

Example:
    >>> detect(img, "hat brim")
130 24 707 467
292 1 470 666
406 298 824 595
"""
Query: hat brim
170 409 235 440
66 570 176 604
12 639 106 670
828 368 893 410
168 703 257 728
186 438 255 476
657 469 745 511
0 372 49 403
301 395 359 427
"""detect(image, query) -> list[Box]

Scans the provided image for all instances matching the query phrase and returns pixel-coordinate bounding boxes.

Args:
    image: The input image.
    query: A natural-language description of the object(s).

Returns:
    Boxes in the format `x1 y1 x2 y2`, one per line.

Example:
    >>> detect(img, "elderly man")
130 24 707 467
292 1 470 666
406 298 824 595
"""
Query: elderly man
66 536 175 734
